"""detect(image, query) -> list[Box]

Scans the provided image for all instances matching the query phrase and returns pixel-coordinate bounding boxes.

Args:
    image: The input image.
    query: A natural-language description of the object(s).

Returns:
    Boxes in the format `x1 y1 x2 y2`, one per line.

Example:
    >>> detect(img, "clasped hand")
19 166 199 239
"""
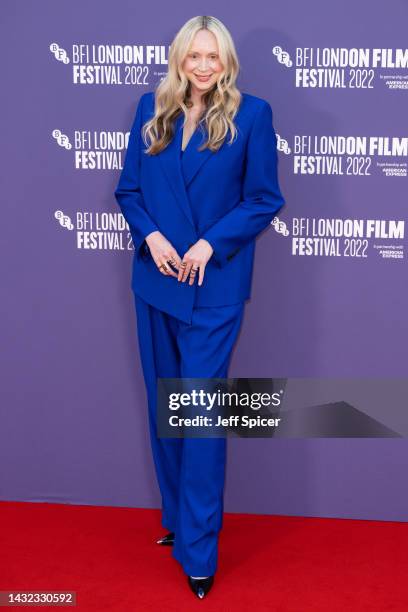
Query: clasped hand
145 231 213 286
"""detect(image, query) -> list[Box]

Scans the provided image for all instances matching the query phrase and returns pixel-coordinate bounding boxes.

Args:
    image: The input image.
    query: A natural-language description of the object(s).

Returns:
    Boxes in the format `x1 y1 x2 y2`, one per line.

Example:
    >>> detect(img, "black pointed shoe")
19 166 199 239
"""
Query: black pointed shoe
156 531 175 546
187 575 214 599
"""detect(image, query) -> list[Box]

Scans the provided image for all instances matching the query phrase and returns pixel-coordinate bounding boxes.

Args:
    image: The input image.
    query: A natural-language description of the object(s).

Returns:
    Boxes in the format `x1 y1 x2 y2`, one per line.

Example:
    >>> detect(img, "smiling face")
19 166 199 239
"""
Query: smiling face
181 29 224 97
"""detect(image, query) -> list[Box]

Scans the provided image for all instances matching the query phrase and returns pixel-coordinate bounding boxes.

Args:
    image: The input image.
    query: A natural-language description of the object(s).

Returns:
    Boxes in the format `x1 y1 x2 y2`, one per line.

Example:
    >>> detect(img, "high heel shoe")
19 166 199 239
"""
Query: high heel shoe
187 575 214 599
156 531 175 546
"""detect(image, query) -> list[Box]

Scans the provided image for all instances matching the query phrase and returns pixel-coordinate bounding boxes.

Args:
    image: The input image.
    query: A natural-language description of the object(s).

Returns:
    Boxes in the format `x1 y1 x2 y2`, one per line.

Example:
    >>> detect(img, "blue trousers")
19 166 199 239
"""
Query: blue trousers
133 292 245 576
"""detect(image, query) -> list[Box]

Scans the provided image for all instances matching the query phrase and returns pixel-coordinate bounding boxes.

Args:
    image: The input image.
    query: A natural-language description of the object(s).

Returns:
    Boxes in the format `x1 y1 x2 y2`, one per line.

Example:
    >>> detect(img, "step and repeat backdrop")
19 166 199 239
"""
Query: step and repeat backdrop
1 1 407 520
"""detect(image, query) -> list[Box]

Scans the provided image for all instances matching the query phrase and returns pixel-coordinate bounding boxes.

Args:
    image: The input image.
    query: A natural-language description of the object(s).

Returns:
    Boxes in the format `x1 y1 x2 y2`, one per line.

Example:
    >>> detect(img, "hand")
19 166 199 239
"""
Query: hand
145 231 181 278
178 239 214 286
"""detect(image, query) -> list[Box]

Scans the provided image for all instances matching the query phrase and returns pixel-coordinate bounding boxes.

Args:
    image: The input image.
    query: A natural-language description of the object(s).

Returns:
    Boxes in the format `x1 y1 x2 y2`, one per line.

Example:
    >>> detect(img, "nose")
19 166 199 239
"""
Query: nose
198 58 209 71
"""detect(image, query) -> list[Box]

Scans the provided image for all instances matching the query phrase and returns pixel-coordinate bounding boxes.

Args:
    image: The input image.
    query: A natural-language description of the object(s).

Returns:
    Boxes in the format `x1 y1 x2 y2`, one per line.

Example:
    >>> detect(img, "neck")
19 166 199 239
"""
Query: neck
189 87 205 108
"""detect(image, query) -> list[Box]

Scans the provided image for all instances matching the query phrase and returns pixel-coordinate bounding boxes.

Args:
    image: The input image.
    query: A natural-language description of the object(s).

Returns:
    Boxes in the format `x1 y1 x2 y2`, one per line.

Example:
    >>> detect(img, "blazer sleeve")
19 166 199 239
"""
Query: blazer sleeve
200 100 286 268
114 93 159 258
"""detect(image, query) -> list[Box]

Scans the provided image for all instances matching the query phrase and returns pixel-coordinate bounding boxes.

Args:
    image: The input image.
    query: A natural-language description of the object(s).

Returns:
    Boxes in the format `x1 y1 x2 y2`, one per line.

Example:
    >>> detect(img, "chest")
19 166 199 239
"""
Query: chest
181 111 204 152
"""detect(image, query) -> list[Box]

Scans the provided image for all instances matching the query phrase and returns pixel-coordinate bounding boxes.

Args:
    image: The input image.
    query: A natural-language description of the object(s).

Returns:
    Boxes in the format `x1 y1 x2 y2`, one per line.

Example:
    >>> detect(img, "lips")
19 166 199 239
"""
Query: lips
195 74 212 82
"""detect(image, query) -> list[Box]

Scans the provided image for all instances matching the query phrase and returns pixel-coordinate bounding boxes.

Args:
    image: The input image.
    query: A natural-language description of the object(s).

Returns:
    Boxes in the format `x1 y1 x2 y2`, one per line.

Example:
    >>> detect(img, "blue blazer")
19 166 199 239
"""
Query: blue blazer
114 90 285 324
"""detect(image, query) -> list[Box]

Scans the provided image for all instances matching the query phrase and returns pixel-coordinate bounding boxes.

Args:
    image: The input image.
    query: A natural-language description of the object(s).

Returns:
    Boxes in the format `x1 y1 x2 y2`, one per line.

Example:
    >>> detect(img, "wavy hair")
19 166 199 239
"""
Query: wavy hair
142 15 242 155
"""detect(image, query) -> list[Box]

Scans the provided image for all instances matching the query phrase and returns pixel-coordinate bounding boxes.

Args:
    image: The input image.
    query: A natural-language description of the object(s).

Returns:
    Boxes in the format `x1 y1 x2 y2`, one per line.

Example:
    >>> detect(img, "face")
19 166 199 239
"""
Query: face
181 29 224 95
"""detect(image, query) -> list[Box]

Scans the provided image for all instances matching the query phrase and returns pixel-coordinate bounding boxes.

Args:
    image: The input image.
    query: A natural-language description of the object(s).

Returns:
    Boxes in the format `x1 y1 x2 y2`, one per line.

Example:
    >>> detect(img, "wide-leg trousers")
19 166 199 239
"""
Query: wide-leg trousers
133 292 245 577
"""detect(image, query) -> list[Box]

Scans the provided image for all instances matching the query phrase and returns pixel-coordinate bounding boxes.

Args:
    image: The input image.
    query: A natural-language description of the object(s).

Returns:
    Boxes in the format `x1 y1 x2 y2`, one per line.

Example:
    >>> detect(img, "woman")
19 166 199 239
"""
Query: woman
114 15 285 599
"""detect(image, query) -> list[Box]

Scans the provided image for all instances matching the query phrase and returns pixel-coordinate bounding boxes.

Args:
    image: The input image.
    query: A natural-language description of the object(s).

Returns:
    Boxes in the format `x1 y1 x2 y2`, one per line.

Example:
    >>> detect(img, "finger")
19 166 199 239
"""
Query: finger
189 264 199 286
178 259 188 281
163 255 178 277
171 250 182 267
198 263 205 286
166 253 181 275
157 258 171 275
180 260 192 282
152 253 165 272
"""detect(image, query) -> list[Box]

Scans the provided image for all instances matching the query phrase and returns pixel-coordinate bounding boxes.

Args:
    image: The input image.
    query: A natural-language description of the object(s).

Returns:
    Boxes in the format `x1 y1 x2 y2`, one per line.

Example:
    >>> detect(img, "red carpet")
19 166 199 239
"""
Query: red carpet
1 500 407 610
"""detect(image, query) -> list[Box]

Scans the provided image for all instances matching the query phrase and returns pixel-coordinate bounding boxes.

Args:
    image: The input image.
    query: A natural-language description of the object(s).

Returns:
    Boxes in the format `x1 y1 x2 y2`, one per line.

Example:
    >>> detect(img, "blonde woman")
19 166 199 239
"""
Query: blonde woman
114 15 285 598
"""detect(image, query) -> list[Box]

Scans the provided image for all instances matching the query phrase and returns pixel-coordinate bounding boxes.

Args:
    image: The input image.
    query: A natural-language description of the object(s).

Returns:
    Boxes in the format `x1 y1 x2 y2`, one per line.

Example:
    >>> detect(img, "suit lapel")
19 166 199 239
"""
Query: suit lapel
157 112 214 231
180 121 213 187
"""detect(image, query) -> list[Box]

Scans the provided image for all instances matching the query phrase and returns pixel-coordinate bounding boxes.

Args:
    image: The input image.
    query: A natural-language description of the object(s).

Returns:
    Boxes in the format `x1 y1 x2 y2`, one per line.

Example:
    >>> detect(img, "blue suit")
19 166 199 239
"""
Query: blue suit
115 91 285 325
114 90 285 576
133 294 245 576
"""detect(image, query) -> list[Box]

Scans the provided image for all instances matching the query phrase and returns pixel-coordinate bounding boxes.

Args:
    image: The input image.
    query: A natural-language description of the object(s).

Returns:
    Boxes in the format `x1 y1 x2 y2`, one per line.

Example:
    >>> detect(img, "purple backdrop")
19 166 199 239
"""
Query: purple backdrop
1 0 407 521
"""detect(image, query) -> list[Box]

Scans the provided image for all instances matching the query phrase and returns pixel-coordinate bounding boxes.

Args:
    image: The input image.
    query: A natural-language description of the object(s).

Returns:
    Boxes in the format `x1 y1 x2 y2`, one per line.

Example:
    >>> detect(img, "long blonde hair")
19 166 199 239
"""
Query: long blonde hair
142 15 242 155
